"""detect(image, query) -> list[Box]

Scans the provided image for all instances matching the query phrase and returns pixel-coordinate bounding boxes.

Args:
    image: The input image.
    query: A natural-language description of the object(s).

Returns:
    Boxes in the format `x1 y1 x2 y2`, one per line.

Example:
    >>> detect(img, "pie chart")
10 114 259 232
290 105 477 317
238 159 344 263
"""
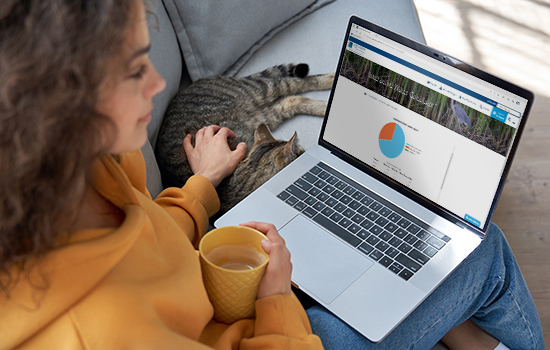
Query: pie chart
379 122 405 158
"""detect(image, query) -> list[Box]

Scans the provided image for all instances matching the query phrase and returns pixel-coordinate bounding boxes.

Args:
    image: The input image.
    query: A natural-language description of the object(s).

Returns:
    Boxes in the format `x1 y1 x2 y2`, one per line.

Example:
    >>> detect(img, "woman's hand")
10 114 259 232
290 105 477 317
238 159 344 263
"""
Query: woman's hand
183 125 247 188
240 222 292 299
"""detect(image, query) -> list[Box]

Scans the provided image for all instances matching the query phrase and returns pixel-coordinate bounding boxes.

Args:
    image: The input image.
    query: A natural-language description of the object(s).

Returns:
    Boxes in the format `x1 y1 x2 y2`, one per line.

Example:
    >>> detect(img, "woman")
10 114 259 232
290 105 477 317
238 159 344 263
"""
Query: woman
0 0 321 348
0 1 543 349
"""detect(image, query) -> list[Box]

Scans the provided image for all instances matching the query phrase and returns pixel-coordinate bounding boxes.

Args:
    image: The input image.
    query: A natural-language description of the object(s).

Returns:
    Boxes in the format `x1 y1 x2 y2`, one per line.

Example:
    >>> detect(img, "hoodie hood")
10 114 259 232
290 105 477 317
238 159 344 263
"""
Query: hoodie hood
0 154 144 349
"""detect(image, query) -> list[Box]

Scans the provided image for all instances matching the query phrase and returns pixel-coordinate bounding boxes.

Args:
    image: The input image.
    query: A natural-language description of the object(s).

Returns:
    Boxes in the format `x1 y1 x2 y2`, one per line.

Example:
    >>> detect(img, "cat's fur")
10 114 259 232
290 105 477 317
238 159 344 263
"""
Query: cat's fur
155 63 334 215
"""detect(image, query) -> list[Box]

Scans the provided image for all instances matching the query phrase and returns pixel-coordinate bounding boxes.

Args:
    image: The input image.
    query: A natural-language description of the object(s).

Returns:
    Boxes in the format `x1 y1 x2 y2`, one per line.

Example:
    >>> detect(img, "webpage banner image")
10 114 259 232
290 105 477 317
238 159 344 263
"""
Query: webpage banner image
339 51 516 157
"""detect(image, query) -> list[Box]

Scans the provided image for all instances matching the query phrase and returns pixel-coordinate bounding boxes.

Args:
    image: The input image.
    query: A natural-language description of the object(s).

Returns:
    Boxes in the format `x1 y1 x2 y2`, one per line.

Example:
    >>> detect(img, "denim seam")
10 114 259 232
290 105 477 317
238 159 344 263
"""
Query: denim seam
409 281 483 349
507 286 538 349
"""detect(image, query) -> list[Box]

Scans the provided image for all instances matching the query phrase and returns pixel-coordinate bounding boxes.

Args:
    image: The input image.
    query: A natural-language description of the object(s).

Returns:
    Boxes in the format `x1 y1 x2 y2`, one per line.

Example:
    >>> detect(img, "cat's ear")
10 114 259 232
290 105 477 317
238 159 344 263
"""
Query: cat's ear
254 124 276 145
283 132 300 157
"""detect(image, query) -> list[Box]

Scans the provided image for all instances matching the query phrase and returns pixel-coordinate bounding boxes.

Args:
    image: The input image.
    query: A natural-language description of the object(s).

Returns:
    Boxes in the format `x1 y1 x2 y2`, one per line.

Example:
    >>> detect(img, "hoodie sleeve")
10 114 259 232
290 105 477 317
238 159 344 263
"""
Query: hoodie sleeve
154 175 220 247
239 294 324 350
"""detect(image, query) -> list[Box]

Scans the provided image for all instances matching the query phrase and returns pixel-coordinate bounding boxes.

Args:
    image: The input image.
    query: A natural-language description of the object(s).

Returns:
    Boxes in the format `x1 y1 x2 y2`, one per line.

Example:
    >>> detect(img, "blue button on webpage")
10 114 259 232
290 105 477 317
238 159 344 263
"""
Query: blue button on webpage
490 107 508 123
464 214 481 227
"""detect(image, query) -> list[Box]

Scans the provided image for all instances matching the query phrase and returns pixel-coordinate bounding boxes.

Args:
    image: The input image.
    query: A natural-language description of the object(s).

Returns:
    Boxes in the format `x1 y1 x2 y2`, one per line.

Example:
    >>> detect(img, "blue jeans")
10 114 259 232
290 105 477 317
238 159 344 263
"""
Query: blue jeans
306 223 545 349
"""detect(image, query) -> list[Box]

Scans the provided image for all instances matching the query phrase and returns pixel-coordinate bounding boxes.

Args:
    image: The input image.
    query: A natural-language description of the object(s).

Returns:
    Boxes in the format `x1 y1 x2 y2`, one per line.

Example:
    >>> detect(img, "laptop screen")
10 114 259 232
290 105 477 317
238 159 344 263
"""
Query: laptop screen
322 18 531 232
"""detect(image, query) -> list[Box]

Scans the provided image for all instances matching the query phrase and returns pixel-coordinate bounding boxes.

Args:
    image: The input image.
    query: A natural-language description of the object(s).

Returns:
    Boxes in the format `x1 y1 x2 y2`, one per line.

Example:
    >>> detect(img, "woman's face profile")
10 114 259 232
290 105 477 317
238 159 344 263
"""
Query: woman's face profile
97 0 166 155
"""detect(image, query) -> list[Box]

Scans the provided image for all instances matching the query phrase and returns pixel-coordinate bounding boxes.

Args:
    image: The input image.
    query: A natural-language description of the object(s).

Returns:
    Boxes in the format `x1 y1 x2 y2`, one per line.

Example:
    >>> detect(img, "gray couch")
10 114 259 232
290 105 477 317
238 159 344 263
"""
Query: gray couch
142 0 448 348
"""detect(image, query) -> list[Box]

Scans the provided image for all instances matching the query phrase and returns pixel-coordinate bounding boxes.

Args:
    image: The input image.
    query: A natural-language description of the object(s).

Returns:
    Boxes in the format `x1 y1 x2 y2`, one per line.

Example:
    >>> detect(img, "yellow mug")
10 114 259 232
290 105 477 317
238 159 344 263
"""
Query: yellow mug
199 226 269 324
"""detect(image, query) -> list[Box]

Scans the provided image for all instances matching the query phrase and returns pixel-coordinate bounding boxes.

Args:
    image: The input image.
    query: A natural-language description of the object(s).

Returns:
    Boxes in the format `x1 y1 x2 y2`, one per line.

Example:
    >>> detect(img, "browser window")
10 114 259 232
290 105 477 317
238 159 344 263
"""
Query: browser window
324 24 527 229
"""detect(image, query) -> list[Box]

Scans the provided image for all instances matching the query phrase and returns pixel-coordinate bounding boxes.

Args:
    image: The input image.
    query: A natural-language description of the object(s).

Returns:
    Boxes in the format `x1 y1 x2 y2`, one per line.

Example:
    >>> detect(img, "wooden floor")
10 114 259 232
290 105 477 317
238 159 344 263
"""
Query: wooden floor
414 0 550 345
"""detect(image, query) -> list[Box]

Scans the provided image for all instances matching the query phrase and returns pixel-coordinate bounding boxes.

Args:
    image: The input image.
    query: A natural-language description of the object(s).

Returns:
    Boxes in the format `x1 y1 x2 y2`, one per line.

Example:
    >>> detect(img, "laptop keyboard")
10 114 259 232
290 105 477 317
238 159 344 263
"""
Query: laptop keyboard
277 162 451 281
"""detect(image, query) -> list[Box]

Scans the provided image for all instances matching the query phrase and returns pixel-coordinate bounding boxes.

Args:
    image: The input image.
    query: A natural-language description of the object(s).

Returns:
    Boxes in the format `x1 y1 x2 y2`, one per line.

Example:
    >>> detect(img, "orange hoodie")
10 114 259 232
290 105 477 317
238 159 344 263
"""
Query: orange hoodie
0 150 323 350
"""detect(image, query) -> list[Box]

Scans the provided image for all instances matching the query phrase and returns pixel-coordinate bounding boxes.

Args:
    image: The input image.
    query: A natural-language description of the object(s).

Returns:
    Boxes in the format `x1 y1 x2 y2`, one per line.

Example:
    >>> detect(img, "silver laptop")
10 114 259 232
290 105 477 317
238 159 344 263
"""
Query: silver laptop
215 15 533 342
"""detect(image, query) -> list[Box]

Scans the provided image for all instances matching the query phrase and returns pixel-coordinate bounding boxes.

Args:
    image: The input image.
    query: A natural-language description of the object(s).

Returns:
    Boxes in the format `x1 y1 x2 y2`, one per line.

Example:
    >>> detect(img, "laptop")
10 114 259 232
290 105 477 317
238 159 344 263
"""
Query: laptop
215 15 533 342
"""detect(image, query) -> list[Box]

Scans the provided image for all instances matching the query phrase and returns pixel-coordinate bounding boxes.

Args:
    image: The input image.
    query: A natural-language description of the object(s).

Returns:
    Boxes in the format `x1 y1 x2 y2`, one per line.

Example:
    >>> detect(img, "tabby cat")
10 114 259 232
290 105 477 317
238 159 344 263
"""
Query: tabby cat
155 63 334 215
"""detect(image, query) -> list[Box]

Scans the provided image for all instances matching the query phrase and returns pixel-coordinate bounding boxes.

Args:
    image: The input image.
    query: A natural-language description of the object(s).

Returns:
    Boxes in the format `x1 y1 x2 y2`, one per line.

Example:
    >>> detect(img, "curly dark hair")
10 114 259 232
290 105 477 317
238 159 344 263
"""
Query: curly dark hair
0 0 143 296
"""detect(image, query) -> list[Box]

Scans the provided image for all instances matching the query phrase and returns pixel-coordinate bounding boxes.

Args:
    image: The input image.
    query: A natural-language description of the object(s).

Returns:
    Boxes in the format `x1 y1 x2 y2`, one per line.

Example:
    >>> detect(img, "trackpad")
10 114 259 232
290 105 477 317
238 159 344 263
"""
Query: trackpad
280 215 374 304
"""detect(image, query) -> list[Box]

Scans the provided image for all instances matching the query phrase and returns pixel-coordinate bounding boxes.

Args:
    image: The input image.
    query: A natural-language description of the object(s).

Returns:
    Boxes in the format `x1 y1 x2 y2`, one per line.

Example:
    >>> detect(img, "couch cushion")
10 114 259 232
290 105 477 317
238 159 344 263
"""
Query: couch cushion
163 0 335 82
147 0 184 149
234 0 426 151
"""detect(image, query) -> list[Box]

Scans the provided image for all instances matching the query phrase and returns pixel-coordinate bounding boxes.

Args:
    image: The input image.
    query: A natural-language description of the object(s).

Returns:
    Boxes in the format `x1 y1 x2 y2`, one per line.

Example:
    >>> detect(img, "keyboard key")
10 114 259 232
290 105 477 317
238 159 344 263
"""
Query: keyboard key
366 211 380 221
325 197 338 207
308 187 321 196
303 206 317 218
314 179 327 189
286 196 298 206
379 231 392 242
396 254 421 272
339 218 352 228
366 235 380 246
369 250 384 261
360 196 374 206
358 243 374 256
389 263 403 274
310 166 322 175
357 230 369 239
427 236 445 250
326 176 339 185
378 207 392 217
404 234 418 245
408 249 430 265
317 192 330 202
375 217 389 227
375 241 389 252
352 191 365 200
285 185 308 200
423 246 438 257
385 222 399 233
369 202 383 211
387 212 402 223
343 186 355 195
313 214 361 247
302 172 318 184
321 207 335 217
357 205 370 216
330 212 343 222
331 190 344 200
379 256 393 267
334 203 346 213
406 223 421 234
413 240 428 251
304 196 316 206
342 208 354 218
395 228 408 239
334 181 347 190
398 242 412 254
349 200 361 210
369 225 384 236
277 191 290 201
349 224 361 234
416 230 430 241
389 237 401 247
351 214 364 224
360 220 374 230
294 201 306 211
386 247 399 258
322 184 335 194
397 218 411 228
294 178 312 191
318 171 330 180
340 195 352 205
313 201 326 211
399 269 414 281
